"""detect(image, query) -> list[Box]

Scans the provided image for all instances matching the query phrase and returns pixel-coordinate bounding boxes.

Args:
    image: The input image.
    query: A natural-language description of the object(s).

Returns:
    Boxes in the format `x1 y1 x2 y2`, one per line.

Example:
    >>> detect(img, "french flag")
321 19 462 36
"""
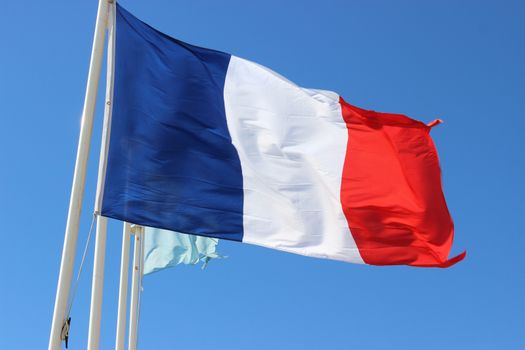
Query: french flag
100 4 465 267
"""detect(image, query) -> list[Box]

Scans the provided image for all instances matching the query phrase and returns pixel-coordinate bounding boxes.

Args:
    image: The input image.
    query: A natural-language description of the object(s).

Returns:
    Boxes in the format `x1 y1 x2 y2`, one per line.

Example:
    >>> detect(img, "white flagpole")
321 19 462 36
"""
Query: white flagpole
128 227 143 350
87 216 108 350
49 1 111 349
115 222 132 350
87 2 116 348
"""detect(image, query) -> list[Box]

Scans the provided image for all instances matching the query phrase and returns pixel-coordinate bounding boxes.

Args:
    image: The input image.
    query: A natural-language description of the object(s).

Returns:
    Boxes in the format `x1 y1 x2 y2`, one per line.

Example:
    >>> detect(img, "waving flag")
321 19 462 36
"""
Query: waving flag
143 227 223 275
100 4 464 267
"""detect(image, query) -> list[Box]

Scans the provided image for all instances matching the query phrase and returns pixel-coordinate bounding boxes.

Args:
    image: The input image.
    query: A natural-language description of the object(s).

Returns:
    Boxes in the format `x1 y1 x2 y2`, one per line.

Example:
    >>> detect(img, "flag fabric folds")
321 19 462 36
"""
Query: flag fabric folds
101 4 465 267
143 227 222 275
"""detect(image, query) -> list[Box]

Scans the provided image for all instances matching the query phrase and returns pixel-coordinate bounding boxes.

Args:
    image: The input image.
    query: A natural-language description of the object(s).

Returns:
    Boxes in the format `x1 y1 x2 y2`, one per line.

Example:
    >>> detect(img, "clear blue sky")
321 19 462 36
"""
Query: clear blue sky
0 0 523 349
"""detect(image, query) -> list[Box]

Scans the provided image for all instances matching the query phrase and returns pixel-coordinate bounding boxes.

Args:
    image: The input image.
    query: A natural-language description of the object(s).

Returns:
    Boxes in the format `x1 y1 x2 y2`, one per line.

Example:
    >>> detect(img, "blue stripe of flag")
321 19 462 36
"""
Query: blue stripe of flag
102 4 244 241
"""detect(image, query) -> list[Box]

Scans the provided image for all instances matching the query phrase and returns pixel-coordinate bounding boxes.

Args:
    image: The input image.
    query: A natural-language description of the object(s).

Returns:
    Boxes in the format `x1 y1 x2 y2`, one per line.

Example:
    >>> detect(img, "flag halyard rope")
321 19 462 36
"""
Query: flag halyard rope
62 213 97 346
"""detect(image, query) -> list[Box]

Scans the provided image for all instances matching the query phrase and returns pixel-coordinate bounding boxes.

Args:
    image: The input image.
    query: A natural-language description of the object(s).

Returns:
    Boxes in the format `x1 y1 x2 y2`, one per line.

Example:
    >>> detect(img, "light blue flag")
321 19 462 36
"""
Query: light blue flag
143 227 223 275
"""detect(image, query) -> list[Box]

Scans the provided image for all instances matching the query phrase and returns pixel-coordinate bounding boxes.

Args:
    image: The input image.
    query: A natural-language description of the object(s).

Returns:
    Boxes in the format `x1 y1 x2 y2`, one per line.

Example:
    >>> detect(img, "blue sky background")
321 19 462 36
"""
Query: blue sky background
0 0 524 349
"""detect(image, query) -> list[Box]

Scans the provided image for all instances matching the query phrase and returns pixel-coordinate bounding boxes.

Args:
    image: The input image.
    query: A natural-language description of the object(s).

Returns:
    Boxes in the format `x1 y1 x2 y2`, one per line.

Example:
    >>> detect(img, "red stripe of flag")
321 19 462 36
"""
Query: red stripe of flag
339 97 465 267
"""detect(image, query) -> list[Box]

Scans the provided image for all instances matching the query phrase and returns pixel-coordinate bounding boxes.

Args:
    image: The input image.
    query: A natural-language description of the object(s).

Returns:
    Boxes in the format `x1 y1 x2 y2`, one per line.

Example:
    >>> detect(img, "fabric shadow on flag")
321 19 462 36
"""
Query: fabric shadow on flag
143 227 223 275
101 4 465 268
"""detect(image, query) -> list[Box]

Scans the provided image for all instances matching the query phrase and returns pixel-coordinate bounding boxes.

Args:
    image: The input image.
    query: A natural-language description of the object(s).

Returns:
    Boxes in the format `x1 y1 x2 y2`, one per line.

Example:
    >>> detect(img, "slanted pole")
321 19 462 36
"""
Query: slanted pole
86 1 116 348
49 0 111 349
115 223 132 350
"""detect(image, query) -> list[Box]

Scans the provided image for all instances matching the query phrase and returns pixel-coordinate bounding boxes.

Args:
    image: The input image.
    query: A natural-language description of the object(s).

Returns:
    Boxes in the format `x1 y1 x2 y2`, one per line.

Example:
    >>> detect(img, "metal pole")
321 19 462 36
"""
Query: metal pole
94 0 116 215
87 2 115 348
49 1 110 349
115 223 131 350
86 216 108 350
128 228 142 350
